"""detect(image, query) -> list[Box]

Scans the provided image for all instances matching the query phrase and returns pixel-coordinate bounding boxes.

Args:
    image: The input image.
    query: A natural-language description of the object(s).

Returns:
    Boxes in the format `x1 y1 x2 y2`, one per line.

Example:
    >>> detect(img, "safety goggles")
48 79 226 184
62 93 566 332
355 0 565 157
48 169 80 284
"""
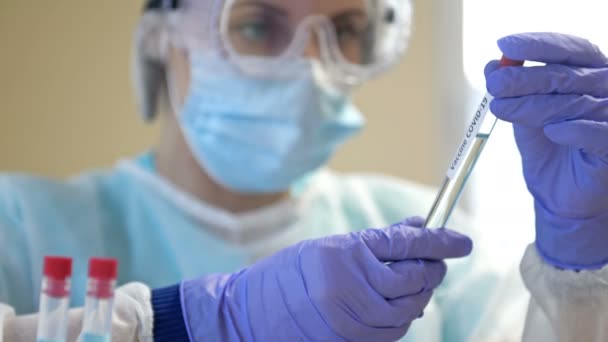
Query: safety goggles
150 0 412 87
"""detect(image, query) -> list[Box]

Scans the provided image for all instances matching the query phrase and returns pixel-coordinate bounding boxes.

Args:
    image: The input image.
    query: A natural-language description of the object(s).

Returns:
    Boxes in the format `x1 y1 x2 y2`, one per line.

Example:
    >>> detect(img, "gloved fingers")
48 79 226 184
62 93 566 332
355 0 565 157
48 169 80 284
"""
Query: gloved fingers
359 224 473 262
402 216 425 227
318 289 410 342
349 325 411 342
386 290 434 326
487 64 608 99
497 33 608 68
339 322 411 342
512 124 558 164
484 60 503 79
367 260 446 299
370 324 411 342
355 290 433 329
491 94 608 127
544 120 608 158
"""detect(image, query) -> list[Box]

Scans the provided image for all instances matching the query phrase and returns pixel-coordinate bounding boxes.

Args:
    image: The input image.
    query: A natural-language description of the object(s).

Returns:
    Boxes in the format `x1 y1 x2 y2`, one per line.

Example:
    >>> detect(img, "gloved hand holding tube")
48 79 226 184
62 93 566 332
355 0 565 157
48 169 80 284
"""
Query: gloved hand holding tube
485 32 608 270
177 217 472 341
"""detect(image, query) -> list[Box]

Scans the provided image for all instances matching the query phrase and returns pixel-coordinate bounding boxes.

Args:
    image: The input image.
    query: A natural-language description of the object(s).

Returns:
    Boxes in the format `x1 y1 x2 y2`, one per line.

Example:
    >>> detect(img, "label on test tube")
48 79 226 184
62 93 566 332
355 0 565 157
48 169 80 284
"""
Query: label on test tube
446 93 494 179
426 57 524 228
445 57 523 180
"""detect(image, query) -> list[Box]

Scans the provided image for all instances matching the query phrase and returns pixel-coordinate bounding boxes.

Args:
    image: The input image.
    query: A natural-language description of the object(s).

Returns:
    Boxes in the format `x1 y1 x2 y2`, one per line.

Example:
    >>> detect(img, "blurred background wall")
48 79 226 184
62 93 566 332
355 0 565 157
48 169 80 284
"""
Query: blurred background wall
0 0 450 186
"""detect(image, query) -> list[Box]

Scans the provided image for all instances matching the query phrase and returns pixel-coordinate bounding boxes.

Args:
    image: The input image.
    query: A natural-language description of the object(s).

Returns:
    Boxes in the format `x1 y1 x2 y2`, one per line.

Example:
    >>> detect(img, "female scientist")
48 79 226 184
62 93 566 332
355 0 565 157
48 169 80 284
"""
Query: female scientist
2 0 608 341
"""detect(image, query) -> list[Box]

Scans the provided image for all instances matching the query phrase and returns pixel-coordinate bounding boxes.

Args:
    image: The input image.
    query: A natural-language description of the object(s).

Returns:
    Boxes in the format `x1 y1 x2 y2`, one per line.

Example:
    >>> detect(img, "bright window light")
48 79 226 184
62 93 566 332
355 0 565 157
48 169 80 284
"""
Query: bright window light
464 0 608 90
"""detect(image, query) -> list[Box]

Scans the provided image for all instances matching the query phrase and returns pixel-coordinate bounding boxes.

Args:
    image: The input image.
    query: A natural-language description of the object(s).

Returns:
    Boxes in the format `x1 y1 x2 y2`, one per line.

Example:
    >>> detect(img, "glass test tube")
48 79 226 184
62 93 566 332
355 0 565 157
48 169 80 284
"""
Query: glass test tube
79 258 118 342
37 256 73 342
424 57 524 229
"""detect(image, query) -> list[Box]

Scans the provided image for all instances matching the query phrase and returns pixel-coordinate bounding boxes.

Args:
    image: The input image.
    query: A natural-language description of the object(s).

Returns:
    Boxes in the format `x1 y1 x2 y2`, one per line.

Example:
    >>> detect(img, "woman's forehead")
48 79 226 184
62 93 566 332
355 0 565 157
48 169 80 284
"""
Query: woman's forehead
230 0 368 17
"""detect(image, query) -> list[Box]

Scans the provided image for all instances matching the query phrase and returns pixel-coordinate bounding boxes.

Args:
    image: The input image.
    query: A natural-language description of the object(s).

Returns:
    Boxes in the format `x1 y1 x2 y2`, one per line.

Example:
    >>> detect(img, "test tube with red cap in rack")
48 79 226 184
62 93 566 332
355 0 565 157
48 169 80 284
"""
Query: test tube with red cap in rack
36 256 73 342
79 257 119 342
424 56 525 229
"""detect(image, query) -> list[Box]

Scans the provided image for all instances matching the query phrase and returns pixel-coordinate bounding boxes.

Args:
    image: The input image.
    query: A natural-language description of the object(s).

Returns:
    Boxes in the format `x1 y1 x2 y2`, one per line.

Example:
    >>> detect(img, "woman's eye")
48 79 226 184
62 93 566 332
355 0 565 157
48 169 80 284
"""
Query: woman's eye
336 24 366 44
237 21 271 42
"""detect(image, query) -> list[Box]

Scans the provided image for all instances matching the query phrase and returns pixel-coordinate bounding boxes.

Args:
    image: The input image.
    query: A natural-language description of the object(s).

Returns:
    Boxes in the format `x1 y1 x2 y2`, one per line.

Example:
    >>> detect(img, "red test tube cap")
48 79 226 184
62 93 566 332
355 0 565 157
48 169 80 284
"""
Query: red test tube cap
89 258 118 280
43 256 72 280
500 56 525 67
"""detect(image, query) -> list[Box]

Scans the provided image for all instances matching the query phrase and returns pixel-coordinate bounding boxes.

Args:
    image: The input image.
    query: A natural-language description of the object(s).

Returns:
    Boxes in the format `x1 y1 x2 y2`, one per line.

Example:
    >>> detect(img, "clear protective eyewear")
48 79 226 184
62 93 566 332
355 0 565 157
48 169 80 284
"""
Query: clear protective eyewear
177 0 412 87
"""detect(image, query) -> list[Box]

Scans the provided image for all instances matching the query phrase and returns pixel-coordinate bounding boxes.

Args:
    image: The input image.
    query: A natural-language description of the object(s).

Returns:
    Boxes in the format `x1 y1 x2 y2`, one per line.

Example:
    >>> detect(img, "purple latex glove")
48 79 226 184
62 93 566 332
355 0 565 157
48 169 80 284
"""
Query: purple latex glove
485 32 608 269
182 217 472 341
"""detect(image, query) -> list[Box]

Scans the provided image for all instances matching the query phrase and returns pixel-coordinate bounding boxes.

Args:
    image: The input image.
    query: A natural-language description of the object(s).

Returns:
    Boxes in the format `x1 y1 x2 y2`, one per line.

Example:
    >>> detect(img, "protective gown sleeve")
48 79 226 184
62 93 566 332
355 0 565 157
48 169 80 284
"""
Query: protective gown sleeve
0 176 36 314
520 245 608 342
1 283 154 342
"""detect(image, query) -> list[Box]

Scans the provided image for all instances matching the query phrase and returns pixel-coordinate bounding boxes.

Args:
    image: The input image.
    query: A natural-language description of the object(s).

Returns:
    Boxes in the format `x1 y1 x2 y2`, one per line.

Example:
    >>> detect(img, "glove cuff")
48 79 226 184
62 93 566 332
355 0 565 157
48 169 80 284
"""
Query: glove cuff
535 203 608 270
151 284 190 341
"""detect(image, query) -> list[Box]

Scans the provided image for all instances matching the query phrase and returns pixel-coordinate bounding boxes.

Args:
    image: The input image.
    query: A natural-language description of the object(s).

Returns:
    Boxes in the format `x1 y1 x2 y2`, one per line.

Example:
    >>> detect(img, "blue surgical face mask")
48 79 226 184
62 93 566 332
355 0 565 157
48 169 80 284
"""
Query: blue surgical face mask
174 54 365 193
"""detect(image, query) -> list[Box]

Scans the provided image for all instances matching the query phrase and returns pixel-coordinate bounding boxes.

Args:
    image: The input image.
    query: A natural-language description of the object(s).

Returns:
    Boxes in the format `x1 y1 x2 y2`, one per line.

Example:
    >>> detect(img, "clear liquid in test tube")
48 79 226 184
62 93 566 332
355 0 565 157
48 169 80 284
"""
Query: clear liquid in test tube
423 56 524 229
424 105 497 229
